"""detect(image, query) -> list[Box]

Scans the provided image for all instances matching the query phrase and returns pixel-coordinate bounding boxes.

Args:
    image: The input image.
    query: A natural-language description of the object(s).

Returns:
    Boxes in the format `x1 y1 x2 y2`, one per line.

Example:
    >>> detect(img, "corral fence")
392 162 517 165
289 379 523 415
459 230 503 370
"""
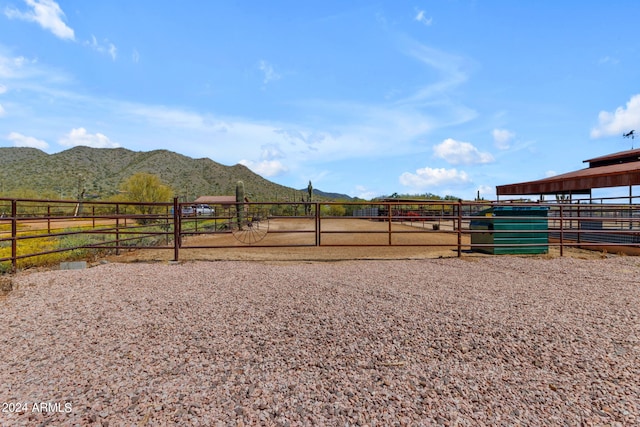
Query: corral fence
2 196 640 273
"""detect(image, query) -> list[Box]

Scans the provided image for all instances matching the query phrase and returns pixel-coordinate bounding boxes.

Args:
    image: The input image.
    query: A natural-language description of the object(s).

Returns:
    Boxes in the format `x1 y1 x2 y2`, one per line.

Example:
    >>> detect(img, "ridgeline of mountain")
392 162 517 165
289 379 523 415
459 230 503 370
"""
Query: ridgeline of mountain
0 146 353 201
300 188 354 200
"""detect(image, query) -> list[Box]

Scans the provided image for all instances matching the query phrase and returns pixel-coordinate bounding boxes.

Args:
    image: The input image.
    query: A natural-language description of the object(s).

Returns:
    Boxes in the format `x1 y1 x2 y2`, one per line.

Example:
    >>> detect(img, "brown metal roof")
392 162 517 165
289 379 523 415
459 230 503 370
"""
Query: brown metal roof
496 161 640 196
583 147 640 165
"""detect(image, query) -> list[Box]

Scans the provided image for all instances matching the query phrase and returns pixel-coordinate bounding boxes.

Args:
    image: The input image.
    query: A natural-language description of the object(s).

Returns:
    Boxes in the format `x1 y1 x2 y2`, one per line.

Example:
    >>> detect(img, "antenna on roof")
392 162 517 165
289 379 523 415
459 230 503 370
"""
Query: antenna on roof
623 130 635 148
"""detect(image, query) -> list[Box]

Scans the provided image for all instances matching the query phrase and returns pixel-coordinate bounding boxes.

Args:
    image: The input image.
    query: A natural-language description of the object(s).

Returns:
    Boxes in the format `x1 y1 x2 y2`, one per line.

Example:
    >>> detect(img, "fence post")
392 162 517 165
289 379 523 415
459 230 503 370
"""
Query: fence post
315 202 320 246
388 202 392 245
577 204 580 244
11 199 17 273
47 204 51 234
115 203 120 256
165 205 170 246
173 197 180 261
457 199 462 257
559 204 564 257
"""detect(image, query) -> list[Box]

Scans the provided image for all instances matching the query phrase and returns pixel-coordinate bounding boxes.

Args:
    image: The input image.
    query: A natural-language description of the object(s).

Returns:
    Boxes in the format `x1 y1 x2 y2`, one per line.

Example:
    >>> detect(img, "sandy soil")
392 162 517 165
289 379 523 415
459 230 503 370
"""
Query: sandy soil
115 217 474 262
109 217 606 263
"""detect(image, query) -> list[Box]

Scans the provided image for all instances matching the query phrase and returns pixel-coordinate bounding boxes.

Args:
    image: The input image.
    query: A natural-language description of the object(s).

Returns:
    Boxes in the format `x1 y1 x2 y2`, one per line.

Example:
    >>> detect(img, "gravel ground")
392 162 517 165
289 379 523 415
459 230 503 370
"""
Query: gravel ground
1 256 639 426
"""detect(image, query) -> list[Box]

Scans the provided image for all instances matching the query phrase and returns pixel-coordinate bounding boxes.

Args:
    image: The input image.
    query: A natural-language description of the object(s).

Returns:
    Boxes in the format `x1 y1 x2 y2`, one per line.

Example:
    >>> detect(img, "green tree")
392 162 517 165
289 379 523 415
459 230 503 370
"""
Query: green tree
321 203 346 216
118 173 173 222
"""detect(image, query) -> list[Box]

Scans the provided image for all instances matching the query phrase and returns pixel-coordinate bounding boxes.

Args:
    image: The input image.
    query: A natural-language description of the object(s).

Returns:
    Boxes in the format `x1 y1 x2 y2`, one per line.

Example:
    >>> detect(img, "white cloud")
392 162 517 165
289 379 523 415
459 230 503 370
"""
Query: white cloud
598 56 619 65
132 49 140 63
239 144 289 176
545 170 557 178
398 40 471 103
258 60 280 84
108 44 117 61
0 84 6 94
399 167 470 190
3 52 80 100
0 104 5 116
354 185 378 200
591 94 640 138
4 0 75 40
85 35 117 60
0 54 34 79
414 10 433 26
7 131 48 149
433 138 494 165
123 100 470 175
492 128 515 150
125 104 230 133
259 143 285 160
239 159 288 177
59 127 119 148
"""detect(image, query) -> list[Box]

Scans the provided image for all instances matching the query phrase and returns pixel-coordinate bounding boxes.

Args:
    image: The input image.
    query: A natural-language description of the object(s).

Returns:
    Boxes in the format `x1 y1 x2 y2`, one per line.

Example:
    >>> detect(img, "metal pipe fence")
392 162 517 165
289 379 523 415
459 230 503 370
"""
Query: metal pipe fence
2 197 640 273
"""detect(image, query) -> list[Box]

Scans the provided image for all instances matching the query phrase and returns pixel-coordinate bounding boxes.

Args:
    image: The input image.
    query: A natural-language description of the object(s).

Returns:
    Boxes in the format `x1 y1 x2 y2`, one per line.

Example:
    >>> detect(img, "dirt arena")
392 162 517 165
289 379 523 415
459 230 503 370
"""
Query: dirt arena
109 217 603 263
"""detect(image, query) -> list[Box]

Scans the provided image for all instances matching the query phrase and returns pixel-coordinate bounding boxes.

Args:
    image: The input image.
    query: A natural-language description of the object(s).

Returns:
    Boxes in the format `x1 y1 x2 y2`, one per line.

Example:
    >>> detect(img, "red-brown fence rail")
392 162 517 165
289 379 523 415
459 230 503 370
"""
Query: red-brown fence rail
2 197 640 273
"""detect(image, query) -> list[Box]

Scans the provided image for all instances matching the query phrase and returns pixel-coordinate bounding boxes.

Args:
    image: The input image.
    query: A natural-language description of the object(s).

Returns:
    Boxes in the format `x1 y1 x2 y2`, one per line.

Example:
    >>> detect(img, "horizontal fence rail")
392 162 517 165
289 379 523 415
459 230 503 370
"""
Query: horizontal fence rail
2 197 640 273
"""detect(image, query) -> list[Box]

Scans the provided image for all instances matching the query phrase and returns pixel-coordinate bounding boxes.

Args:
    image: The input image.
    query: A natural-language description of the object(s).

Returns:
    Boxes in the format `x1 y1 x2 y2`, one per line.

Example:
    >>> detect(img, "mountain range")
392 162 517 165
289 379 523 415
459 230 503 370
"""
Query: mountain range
0 146 354 202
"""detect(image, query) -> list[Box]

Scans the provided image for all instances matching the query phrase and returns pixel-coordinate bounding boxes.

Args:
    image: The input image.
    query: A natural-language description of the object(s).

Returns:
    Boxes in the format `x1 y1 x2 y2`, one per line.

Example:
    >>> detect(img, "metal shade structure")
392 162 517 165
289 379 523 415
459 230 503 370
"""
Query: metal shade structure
496 148 640 197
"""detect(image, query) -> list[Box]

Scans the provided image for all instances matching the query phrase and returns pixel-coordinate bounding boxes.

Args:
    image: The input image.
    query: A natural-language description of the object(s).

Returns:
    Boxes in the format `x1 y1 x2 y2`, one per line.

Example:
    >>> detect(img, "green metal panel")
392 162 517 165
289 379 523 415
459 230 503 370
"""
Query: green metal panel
470 206 549 254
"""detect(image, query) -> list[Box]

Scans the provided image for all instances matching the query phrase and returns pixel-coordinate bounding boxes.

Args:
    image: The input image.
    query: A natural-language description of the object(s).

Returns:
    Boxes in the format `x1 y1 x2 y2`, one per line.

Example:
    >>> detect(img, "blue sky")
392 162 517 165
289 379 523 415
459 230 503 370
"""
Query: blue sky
1 1 640 200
